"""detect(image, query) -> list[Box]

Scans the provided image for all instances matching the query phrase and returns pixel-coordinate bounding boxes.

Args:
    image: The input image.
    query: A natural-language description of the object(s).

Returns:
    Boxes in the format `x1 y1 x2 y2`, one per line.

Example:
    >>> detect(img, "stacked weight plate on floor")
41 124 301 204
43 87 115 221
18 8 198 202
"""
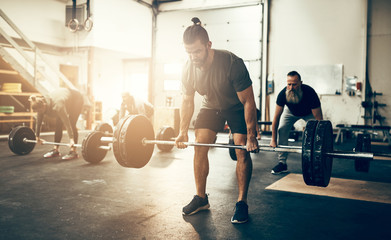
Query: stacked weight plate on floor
354 133 371 172
8 126 36 155
156 126 175 152
302 120 333 187
113 115 154 168
113 115 133 167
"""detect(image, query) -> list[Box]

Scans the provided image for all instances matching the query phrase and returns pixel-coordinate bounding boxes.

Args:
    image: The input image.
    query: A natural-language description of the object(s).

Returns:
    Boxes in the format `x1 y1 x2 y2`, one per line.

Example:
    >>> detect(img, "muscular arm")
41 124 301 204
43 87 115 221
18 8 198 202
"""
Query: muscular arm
270 105 284 148
175 93 195 148
237 85 259 152
312 107 323 120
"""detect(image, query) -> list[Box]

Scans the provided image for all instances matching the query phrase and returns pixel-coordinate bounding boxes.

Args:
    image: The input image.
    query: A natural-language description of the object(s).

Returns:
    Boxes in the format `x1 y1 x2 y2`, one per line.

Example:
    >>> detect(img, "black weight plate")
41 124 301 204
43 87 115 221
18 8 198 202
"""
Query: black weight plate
8 127 16 153
301 120 318 186
354 133 371 172
8 126 36 155
117 115 155 168
113 115 133 166
82 131 107 164
156 126 175 152
94 122 113 135
228 133 237 161
312 120 333 187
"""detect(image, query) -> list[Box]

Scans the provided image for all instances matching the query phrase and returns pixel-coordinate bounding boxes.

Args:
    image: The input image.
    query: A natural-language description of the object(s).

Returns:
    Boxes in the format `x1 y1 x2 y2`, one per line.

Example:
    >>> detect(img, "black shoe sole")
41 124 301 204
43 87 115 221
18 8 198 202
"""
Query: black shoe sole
182 203 210 216
231 217 248 224
271 170 288 175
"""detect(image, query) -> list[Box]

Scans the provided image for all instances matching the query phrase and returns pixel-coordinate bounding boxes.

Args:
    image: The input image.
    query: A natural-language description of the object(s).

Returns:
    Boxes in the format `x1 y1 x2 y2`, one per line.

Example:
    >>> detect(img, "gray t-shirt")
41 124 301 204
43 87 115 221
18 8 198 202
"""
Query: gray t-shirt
181 49 252 111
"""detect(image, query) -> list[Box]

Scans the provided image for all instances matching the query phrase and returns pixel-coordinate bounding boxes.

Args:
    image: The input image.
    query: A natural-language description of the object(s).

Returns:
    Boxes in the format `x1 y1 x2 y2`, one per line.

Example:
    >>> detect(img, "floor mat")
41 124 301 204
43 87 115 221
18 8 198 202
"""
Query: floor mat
266 173 391 204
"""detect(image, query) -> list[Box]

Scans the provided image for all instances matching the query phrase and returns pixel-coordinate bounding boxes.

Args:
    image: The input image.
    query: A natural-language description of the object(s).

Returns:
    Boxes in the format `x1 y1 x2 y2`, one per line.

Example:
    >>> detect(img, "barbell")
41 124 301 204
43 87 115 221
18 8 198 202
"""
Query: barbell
8 126 113 163
7 122 176 164
8 115 381 188
105 115 375 187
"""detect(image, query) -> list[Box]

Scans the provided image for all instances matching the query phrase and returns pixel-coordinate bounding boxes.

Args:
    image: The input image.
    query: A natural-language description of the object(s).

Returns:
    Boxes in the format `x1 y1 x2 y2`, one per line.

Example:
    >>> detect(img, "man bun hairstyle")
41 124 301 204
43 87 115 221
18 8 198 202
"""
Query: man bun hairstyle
183 17 210 45
287 70 301 81
191 17 201 25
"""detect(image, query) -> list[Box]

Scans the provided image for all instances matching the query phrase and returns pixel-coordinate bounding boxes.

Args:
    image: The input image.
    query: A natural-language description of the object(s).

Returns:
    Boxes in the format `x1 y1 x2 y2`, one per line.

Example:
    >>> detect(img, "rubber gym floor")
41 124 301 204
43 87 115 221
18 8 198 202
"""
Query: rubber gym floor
1 130 391 240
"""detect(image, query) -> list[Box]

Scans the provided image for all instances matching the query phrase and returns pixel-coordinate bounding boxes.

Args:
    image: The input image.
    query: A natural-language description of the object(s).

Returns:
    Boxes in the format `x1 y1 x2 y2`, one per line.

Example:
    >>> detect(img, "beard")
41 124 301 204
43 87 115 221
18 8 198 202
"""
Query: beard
192 49 209 68
285 88 303 104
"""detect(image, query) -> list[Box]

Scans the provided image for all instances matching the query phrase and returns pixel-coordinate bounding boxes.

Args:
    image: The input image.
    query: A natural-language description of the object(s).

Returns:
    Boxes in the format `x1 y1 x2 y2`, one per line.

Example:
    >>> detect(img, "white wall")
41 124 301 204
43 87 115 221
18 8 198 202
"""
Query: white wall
74 0 152 56
0 0 153 125
266 0 368 128
0 0 152 56
0 0 66 45
154 3 263 126
158 0 262 11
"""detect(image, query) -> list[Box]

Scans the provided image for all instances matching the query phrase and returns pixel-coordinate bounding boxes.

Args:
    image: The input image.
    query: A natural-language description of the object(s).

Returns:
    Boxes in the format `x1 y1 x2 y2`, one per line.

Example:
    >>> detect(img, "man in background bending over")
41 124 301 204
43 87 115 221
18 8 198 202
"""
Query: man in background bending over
29 88 84 160
269 71 323 174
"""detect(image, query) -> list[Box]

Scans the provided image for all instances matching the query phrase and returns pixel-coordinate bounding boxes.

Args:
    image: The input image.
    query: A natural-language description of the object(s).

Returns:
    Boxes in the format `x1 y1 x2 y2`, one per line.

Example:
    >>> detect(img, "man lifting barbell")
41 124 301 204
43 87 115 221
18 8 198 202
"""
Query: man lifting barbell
29 88 84 160
174 17 259 224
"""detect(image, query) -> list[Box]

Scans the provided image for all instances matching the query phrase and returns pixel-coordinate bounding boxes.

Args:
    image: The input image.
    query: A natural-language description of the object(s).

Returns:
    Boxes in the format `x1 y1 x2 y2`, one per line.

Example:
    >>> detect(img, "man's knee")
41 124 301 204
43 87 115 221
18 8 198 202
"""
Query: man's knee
235 150 250 162
277 124 291 135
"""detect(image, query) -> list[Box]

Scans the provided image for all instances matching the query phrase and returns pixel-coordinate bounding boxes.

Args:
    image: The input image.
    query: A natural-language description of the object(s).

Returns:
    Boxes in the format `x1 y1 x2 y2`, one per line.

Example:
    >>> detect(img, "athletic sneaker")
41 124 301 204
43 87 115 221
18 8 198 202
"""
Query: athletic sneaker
62 151 78 160
182 195 210 215
271 162 288 175
231 201 248 224
43 149 60 158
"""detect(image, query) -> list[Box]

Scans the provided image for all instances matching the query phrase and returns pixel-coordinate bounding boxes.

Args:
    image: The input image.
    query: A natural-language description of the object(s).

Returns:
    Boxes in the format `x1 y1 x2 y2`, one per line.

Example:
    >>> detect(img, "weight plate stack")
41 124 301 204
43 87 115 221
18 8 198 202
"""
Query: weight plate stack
0 106 15 113
113 115 132 166
115 115 155 168
312 120 334 187
8 126 36 155
82 131 107 164
302 120 319 186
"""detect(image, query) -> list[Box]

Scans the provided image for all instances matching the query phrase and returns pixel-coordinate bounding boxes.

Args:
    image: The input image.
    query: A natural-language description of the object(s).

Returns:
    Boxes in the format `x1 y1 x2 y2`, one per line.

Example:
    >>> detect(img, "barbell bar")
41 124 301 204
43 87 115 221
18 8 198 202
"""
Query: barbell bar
142 138 303 153
22 138 111 150
143 138 373 160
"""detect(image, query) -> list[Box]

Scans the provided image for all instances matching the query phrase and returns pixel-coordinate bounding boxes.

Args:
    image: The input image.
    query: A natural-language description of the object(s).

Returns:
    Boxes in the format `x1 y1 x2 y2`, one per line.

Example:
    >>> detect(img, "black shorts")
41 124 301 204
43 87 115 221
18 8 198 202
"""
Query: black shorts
194 108 247 134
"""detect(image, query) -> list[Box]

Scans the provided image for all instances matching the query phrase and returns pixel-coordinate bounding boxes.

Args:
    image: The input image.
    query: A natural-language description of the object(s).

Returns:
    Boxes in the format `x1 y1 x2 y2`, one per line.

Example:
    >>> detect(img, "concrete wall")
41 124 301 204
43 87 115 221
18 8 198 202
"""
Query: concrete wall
0 0 152 55
0 0 153 125
266 0 368 129
154 2 263 127
367 0 391 126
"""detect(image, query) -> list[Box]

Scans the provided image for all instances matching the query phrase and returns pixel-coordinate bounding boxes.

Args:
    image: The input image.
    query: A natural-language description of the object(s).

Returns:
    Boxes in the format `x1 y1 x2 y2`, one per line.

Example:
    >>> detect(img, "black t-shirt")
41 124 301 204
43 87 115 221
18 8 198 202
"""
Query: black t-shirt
276 84 321 116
